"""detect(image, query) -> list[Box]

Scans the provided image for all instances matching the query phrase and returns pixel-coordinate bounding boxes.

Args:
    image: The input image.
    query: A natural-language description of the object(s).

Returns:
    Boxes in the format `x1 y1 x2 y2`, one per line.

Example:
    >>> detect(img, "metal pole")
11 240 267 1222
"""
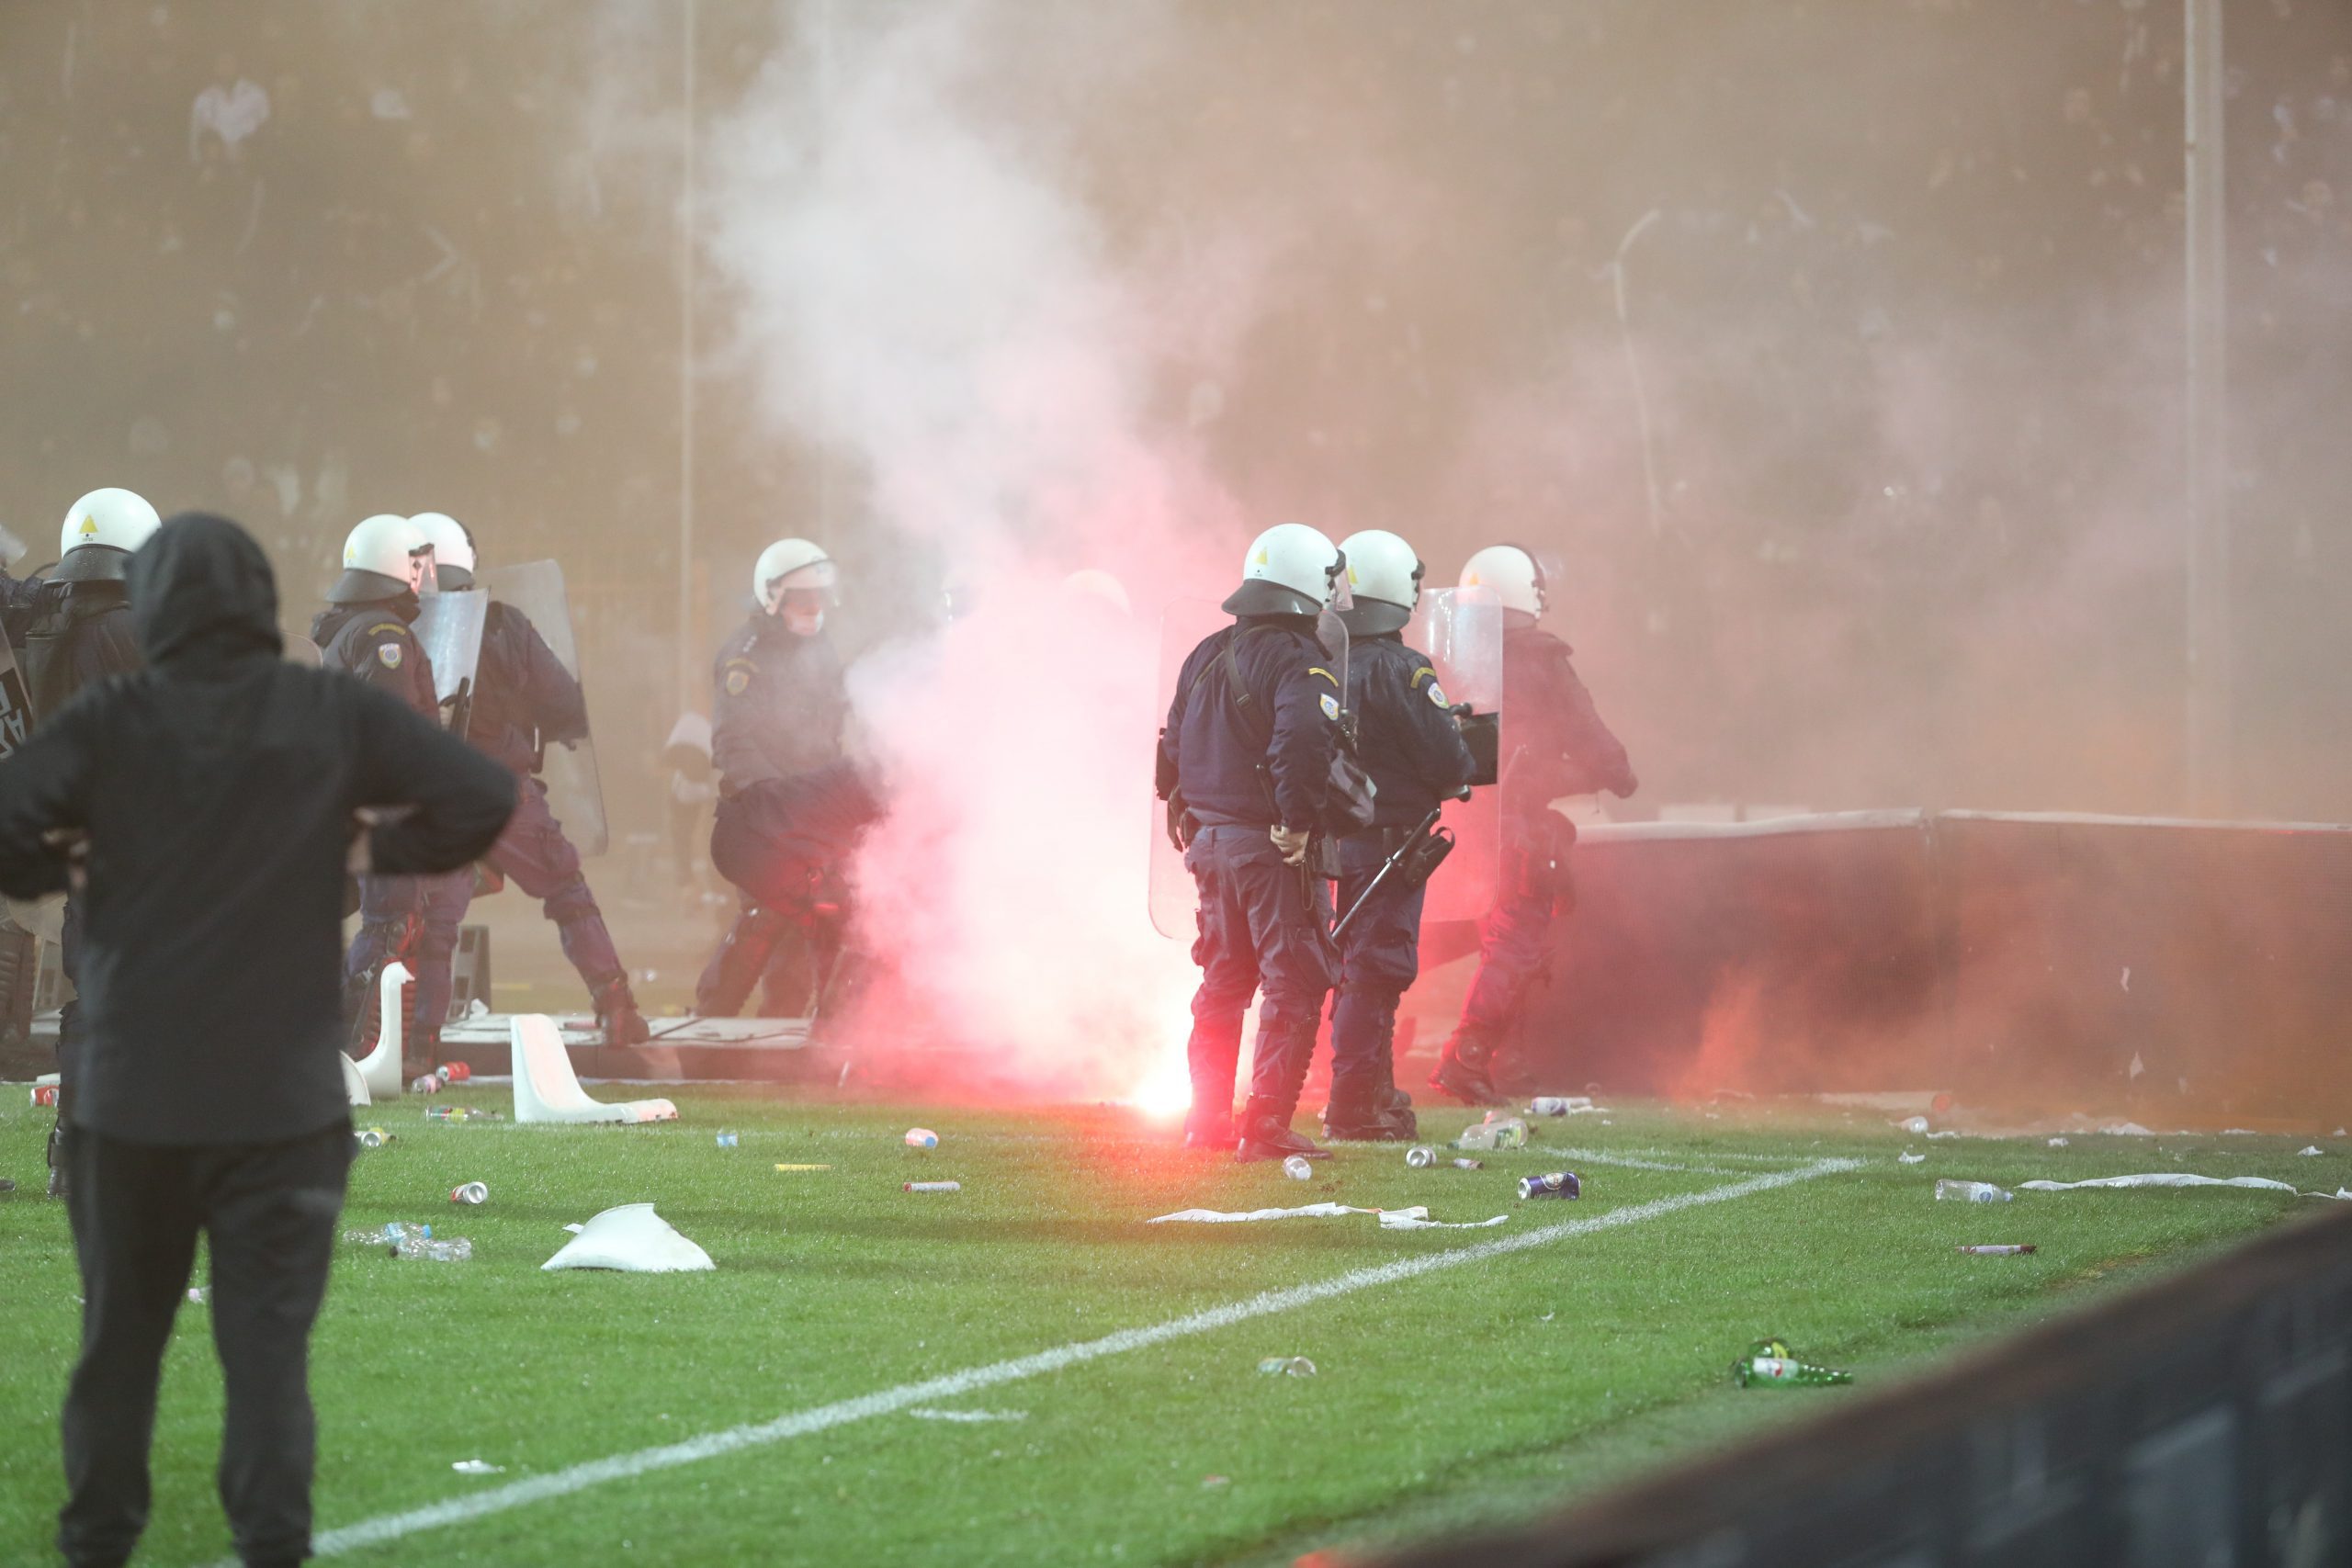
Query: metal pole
677 0 700 714
2183 0 2231 813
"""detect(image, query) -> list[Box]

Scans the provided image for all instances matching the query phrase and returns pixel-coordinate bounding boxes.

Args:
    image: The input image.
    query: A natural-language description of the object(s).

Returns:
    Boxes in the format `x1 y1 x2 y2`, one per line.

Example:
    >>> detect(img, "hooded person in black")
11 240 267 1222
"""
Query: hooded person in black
0 513 514 1568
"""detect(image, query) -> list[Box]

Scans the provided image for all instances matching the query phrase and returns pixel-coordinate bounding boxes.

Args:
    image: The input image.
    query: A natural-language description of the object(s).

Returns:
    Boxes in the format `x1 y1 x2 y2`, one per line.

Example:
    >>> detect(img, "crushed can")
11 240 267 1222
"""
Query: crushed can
1518 1171 1581 1201
904 1180 960 1193
1452 1157 1485 1170
409 1073 443 1096
449 1181 488 1205
1406 1145 1437 1168
1957 1244 2036 1256
31 1083 59 1108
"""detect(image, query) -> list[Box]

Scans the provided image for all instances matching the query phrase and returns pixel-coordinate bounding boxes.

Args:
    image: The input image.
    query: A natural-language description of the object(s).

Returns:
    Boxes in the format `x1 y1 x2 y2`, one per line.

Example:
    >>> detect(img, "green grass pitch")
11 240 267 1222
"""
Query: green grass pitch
0 1088 2332 1566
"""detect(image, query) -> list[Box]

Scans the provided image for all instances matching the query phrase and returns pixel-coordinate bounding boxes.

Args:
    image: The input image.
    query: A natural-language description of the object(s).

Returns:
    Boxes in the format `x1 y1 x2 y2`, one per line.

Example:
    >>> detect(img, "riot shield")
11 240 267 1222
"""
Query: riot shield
412 587 487 728
0 631 35 761
1148 598 1229 939
481 559 608 856
1404 586 1505 923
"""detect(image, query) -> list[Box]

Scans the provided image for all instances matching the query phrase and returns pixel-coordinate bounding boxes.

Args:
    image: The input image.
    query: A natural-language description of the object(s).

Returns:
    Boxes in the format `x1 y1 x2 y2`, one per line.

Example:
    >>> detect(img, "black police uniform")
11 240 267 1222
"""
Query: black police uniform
694 610 874 1017
421 576 649 1044
1433 625 1636 1103
1157 613 1341 1156
1328 633 1476 1137
1 549 146 1196
312 584 452 1072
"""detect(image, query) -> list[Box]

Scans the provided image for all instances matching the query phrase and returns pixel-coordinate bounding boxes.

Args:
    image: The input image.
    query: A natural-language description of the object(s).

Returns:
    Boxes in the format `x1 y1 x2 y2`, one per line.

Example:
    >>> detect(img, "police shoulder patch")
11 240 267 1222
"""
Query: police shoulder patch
1319 692 1340 721
1410 664 1437 689
722 662 752 697
1427 680 1450 708
376 641 403 671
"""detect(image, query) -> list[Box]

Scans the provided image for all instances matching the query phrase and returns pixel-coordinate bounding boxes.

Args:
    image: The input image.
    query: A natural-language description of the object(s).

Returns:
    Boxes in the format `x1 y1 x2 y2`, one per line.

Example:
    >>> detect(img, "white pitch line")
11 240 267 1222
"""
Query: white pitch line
294 1156 1858 1562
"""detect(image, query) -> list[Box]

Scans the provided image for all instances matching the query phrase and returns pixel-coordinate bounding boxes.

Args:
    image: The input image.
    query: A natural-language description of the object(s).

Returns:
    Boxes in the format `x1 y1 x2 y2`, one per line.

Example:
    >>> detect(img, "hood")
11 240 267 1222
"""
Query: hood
129 513 285 669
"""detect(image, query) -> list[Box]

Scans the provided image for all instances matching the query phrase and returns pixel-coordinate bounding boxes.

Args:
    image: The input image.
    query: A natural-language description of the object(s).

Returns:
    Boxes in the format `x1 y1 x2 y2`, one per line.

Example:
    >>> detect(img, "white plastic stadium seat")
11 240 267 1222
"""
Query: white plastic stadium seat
354 961 412 1100
510 1014 677 1124
341 1052 371 1107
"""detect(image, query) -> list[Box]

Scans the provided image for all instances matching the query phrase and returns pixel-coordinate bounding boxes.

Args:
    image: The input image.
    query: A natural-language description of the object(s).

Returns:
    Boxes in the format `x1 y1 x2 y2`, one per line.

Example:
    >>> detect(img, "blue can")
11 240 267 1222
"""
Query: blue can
1518 1171 1581 1201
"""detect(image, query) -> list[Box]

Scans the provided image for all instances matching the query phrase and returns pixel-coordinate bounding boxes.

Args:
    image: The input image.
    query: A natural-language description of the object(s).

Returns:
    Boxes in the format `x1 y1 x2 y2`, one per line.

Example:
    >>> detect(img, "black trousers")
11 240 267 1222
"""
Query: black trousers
59 1121 354 1568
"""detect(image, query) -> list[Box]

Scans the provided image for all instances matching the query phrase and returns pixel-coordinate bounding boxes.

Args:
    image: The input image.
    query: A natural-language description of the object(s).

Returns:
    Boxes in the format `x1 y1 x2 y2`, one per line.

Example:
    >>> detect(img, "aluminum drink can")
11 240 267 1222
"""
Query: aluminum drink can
356 1127 392 1149
904 1180 961 1192
1518 1171 1582 1201
1406 1145 1437 1168
450 1181 488 1205
31 1084 59 1107
439 1061 471 1083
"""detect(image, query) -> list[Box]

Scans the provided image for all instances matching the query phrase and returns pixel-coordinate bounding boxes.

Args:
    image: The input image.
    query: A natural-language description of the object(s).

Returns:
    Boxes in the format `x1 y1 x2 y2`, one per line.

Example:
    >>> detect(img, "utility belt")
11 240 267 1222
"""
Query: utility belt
1349 819 1433 855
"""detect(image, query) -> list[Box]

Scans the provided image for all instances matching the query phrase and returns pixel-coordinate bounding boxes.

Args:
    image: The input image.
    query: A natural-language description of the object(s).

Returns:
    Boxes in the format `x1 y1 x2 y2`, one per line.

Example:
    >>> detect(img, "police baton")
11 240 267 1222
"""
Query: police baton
1330 803 1449 942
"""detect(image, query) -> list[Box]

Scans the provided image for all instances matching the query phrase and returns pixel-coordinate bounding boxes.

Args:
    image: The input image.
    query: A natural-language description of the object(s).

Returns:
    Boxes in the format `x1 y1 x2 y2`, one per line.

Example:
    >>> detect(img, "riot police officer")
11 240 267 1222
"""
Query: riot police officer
695 539 876 1017
6 488 161 1195
1430 545 1637 1105
1323 529 1476 1142
1157 524 1349 1162
312 513 452 1076
408 513 650 1045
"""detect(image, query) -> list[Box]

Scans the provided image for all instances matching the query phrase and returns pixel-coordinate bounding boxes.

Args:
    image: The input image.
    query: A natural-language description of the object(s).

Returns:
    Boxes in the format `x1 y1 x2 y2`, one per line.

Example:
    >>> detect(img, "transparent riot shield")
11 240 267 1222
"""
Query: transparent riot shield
481 559 608 857
1403 585 1505 923
1148 598 1230 939
411 588 487 727
0 633 34 761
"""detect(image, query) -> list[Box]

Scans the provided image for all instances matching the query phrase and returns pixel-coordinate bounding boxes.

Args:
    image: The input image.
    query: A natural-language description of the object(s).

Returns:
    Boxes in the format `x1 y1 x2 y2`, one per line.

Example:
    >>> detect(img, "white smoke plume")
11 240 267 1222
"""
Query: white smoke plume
704 0 1253 1102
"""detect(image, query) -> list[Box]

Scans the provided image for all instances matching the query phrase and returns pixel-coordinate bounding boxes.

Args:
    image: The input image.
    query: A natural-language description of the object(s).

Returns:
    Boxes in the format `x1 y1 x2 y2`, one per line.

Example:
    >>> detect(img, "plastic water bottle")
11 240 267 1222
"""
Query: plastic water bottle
345 1222 471 1261
1528 1097 1592 1116
715 1132 740 1148
1935 1179 2014 1203
1732 1337 1852 1388
1456 1115 1529 1152
424 1106 503 1122
410 1073 442 1096
1281 1155 1314 1180
904 1127 939 1149
1257 1356 1316 1377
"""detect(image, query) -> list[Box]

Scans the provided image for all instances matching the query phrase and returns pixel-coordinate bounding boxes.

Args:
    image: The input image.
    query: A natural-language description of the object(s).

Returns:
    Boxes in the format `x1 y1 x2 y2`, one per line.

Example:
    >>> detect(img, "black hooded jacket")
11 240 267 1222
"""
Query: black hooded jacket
0 513 516 1145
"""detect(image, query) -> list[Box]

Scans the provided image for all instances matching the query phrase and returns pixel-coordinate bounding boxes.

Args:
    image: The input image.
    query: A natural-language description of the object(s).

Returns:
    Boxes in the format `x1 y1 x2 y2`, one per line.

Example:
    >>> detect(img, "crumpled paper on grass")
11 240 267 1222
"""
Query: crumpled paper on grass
1148 1202 1506 1229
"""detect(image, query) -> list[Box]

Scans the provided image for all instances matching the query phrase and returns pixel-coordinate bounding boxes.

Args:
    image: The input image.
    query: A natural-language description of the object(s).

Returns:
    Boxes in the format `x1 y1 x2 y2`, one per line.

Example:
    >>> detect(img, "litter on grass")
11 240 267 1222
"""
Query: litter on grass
2018 1174 2318 1195
1935 1179 2014 1202
907 1408 1027 1423
1732 1337 1852 1388
774 1163 831 1171
541 1204 714 1273
451 1460 505 1475
2047 1137 2070 1147
187 1288 207 1304
904 1127 939 1149
1958 1245 2037 1256
905 1180 961 1193
1147 1202 1504 1228
1258 1357 1317 1377
2299 1146 2324 1157
1897 1152 1926 1165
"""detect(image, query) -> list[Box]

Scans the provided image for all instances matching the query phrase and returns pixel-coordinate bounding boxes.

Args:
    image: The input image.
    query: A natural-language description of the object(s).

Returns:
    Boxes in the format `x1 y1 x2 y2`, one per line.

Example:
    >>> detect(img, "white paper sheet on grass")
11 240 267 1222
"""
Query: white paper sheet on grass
1148 1202 1507 1229
2017 1173 2346 1197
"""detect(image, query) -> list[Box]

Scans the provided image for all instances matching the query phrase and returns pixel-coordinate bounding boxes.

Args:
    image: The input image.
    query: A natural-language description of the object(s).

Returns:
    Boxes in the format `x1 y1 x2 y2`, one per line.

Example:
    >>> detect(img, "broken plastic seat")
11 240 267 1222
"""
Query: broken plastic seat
352 960 412 1100
341 1052 371 1108
542 1203 712 1272
510 1013 677 1124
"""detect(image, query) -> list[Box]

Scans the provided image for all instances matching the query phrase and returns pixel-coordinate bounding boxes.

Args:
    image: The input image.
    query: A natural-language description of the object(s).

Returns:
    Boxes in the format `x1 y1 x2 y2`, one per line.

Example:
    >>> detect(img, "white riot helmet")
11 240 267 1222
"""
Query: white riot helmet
55 488 163 583
409 512 475 590
329 513 432 604
754 538 838 635
1336 529 1424 637
1220 523 1344 617
1460 544 1546 624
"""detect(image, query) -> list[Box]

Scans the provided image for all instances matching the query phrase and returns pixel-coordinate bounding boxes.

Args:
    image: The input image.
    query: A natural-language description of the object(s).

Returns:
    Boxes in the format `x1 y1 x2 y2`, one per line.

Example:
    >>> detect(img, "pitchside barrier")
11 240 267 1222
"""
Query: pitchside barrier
1375 1200 2352 1568
1465 809 2352 1128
